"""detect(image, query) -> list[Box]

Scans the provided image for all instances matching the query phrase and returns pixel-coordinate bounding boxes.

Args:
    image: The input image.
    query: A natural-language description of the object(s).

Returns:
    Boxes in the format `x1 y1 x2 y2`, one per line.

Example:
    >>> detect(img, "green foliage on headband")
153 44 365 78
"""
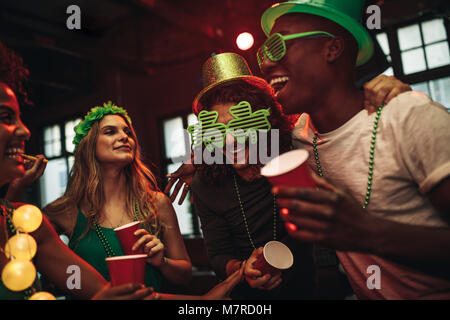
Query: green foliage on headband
72 101 132 151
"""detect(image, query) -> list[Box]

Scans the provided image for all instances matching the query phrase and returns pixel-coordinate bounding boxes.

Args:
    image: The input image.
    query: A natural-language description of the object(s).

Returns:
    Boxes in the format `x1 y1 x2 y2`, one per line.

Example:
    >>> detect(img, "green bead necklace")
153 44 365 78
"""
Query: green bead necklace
94 222 116 257
312 105 384 209
0 199 36 299
94 200 142 257
0 200 16 233
232 172 277 250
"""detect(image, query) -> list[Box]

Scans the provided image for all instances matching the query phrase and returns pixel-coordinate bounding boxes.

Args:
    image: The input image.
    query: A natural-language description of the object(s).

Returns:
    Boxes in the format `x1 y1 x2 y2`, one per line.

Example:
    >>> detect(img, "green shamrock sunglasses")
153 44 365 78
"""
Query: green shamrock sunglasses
257 31 335 69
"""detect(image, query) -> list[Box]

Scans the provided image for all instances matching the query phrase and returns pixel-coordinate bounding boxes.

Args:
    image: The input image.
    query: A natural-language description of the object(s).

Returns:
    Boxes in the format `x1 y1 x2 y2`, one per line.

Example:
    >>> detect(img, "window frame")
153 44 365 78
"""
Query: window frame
377 14 450 85
39 114 83 206
158 110 202 238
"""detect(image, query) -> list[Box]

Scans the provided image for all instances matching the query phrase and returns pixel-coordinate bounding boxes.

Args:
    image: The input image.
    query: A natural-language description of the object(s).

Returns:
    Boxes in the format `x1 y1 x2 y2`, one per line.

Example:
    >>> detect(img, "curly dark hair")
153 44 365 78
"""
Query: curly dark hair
195 78 296 183
0 41 31 106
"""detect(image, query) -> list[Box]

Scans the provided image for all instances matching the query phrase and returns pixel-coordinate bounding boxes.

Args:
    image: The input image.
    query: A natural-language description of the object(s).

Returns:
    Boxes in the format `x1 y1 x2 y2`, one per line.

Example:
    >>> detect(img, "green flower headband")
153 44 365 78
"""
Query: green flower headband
73 101 132 151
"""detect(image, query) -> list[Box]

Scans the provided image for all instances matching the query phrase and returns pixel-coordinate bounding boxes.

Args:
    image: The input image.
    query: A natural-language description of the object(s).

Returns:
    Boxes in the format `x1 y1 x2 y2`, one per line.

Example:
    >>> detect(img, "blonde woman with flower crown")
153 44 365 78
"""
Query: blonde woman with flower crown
43 102 192 291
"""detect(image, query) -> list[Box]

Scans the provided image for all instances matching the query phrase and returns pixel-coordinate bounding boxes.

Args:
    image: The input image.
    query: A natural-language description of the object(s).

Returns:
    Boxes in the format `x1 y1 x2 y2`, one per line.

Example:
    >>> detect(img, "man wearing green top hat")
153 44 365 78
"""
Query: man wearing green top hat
260 0 450 299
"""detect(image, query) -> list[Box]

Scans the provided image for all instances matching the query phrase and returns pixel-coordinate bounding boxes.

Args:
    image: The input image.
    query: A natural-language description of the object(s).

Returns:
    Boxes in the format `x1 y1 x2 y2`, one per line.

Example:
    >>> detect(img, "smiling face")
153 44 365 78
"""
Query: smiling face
210 103 251 171
95 114 136 167
261 13 334 115
0 82 31 186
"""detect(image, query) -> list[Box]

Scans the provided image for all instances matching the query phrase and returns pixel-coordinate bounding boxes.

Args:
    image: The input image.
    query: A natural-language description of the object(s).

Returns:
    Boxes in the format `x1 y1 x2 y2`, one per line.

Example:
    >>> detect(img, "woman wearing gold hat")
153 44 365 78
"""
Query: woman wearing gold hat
190 52 313 299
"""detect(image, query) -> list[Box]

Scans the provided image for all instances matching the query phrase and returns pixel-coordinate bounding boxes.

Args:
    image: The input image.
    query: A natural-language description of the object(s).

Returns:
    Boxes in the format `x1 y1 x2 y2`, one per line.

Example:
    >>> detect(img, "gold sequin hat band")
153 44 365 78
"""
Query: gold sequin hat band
192 52 269 114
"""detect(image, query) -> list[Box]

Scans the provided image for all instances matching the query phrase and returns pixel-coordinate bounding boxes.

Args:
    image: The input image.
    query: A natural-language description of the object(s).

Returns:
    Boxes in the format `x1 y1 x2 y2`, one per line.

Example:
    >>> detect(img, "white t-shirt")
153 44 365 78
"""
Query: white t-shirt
292 91 450 299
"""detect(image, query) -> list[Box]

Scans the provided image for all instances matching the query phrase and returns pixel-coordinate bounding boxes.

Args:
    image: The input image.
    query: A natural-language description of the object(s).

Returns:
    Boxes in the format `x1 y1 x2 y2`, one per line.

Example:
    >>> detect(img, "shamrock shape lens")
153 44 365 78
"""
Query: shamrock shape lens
187 101 271 150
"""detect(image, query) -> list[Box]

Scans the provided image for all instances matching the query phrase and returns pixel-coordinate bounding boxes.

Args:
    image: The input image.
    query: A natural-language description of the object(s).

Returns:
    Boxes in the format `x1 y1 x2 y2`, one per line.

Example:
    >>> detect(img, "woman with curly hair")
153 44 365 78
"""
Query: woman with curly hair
43 102 192 291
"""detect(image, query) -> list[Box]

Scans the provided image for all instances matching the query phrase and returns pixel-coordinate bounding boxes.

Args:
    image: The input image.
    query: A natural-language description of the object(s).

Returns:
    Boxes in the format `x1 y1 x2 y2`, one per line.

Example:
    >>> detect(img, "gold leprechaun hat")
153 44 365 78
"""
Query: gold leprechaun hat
192 52 269 114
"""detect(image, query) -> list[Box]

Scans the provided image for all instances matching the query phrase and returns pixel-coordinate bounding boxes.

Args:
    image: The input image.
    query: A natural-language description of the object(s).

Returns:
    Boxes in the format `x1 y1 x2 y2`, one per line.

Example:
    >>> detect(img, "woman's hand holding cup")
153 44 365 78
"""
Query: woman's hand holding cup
133 229 165 267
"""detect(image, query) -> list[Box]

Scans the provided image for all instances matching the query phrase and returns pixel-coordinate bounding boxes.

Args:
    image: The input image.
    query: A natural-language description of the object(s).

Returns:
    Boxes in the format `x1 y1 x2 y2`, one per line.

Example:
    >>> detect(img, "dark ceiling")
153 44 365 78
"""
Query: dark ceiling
0 0 279 107
1 0 276 66
1 0 449 108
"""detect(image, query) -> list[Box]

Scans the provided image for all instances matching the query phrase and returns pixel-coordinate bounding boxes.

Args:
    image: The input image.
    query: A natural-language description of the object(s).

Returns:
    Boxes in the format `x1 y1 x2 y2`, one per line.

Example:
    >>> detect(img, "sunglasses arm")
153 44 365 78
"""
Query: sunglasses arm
282 31 335 41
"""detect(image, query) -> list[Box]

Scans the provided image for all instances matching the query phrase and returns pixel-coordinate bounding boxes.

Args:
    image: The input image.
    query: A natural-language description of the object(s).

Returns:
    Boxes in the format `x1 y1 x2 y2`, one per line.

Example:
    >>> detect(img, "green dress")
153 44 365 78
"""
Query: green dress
69 210 163 291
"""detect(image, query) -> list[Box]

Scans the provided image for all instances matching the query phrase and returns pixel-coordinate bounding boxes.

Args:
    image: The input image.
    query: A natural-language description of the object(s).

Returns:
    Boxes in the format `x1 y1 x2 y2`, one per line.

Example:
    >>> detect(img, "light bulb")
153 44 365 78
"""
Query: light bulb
4 233 37 260
236 32 254 51
12 204 43 233
29 291 56 300
1 259 36 292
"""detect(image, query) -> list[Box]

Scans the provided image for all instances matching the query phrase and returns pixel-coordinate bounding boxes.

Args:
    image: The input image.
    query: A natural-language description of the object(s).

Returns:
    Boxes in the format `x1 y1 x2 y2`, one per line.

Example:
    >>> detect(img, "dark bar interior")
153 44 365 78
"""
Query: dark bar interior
0 0 449 306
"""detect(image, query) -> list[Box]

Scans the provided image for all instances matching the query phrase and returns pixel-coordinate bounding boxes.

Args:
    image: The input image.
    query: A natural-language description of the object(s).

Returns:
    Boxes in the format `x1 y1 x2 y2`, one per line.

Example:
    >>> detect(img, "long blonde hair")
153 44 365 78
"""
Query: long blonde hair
44 114 162 240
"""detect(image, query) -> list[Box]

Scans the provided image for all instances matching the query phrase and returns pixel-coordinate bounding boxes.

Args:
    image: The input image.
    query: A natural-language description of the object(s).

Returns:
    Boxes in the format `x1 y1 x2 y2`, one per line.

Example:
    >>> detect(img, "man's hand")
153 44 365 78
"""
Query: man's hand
363 74 411 113
244 248 282 291
274 174 376 252
92 283 160 300
164 163 196 205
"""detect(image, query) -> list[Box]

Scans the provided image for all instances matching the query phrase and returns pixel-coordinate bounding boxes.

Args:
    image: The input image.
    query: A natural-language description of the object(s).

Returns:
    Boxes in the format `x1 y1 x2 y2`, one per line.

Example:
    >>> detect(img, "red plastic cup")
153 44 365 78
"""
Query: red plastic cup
253 241 294 276
114 221 143 255
261 149 315 188
105 254 147 286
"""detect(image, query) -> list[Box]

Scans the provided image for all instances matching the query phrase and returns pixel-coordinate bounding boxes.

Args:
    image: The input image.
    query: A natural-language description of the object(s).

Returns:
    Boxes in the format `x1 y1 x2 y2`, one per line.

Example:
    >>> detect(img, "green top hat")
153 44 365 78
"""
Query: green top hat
192 52 269 114
261 0 374 66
